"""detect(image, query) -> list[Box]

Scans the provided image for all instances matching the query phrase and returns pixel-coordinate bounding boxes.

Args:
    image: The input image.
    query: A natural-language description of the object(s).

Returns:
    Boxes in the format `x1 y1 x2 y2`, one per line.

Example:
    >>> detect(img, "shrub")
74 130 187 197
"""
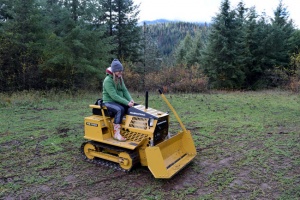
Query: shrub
288 77 300 92
143 65 208 92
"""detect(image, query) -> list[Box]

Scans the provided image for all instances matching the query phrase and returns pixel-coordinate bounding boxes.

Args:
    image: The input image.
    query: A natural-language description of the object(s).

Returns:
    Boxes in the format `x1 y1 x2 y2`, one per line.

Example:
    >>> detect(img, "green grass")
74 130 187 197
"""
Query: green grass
0 90 299 199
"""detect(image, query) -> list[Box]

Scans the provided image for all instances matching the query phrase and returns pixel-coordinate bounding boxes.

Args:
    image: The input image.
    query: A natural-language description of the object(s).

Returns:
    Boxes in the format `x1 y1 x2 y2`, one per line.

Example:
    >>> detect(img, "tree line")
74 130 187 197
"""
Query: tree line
1 0 300 92
171 0 300 90
0 0 141 92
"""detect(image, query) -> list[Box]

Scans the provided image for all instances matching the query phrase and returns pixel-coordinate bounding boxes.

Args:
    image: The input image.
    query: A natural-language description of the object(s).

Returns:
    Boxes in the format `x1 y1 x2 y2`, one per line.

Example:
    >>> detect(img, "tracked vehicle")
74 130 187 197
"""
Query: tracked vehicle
81 90 197 178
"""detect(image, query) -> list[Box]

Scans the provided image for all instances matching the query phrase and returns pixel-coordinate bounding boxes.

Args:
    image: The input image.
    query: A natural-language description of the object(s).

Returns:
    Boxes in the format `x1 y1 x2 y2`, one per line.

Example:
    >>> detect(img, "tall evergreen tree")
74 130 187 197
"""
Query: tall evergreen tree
201 0 244 89
41 0 115 89
257 1 295 87
231 1 248 87
102 0 142 61
270 1 294 68
186 31 205 67
174 32 193 67
242 7 263 88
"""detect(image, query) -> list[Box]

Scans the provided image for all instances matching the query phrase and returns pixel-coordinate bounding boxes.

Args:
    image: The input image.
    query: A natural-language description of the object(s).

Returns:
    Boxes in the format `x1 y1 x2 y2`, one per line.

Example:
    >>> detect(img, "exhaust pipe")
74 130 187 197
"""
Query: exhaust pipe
145 91 148 110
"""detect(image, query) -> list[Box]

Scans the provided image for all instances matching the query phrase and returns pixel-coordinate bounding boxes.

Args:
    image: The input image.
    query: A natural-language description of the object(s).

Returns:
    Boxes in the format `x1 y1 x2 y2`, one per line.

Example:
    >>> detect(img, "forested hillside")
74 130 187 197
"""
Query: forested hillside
143 0 300 90
145 21 207 56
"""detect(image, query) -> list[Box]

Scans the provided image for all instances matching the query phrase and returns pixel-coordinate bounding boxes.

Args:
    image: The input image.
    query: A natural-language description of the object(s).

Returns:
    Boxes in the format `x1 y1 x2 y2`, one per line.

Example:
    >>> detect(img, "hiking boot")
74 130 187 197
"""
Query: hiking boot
113 123 126 142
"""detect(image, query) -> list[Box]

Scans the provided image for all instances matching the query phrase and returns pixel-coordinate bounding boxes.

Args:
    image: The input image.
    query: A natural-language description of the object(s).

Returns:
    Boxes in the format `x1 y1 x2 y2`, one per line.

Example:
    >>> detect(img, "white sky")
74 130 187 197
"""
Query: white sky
133 0 300 28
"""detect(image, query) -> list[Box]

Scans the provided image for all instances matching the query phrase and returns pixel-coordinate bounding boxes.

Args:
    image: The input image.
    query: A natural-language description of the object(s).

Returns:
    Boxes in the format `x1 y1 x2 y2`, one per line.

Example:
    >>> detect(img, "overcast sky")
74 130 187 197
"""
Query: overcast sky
133 0 300 28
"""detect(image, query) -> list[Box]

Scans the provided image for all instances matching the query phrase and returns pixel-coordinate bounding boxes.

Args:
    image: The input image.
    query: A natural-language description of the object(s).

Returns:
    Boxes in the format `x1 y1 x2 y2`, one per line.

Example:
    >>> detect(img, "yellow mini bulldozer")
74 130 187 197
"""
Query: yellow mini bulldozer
81 90 197 179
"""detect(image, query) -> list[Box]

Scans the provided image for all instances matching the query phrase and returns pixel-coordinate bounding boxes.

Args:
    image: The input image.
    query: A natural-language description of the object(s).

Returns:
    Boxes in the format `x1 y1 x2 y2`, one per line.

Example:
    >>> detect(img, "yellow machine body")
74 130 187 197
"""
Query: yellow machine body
82 92 197 179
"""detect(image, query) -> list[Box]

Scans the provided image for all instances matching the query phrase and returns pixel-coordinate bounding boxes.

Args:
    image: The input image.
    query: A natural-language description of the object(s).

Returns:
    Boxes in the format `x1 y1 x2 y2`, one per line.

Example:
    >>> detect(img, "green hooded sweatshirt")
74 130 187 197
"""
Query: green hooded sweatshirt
102 74 132 106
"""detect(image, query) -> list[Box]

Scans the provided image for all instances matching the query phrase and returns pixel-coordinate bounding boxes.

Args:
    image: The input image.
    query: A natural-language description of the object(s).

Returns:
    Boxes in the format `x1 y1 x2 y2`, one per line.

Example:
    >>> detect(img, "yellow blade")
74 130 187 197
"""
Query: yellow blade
145 130 197 179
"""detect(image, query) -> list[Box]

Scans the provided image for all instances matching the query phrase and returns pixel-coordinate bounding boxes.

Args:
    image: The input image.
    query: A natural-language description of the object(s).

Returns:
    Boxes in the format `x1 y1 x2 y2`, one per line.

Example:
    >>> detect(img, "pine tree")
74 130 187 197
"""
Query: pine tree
242 7 262 88
102 0 142 61
270 1 294 68
41 0 115 89
258 1 295 87
174 32 193 67
201 0 244 89
231 1 248 87
186 31 205 67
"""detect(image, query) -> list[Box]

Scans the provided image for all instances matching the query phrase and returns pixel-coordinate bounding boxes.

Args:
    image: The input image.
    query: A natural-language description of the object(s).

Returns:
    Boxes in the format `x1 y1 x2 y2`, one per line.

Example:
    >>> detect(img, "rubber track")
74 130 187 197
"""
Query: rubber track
80 141 140 172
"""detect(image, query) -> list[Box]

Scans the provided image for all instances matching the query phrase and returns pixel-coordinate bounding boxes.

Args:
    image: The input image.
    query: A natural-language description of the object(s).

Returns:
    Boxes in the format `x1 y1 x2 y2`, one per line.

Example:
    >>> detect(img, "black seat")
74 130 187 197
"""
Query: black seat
92 99 112 116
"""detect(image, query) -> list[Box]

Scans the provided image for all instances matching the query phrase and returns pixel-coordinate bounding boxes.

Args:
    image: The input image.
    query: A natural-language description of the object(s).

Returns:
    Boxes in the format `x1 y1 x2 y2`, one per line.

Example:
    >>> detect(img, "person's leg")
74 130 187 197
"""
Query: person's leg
104 102 126 141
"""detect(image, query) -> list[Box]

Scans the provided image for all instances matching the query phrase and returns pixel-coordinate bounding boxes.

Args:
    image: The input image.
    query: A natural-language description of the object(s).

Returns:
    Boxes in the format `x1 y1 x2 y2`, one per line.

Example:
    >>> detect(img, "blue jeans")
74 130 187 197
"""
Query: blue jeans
104 102 128 124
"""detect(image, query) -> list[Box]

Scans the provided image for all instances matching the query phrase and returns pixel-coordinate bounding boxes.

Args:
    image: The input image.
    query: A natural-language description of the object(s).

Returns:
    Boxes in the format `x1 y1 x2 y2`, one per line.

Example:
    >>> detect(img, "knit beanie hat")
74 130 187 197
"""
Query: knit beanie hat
111 59 123 72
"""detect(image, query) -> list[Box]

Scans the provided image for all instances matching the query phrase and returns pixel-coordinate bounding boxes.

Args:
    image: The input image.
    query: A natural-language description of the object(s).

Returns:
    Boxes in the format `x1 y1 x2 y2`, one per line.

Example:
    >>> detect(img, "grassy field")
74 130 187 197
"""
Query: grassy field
0 90 299 199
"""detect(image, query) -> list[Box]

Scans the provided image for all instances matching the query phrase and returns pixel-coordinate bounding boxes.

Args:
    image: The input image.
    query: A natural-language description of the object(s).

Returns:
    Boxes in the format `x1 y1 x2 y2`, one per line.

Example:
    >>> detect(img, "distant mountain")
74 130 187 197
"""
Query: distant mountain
138 19 206 26
138 19 174 26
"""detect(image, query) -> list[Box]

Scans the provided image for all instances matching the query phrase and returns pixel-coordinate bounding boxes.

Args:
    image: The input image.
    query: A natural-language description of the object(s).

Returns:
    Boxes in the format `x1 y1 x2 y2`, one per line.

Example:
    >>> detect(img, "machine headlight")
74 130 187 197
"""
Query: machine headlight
148 118 154 127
